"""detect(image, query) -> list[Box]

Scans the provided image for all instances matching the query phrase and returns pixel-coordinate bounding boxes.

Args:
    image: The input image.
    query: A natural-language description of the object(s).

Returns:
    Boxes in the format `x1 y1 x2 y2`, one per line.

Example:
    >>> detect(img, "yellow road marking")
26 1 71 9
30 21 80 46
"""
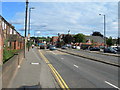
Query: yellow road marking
39 50 50 63
39 50 70 90
49 64 70 90
48 64 66 90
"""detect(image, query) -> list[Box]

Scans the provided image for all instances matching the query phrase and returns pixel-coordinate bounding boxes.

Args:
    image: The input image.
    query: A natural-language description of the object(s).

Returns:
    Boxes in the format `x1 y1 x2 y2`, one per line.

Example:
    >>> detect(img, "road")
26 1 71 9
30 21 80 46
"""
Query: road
41 49 119 89
61 49 118 65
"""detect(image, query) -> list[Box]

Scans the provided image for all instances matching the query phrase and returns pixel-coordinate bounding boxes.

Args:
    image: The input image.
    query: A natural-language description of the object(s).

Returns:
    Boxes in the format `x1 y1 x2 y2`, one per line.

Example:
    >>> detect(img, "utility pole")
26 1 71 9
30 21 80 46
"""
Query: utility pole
99 14 106 48
24 0 29 58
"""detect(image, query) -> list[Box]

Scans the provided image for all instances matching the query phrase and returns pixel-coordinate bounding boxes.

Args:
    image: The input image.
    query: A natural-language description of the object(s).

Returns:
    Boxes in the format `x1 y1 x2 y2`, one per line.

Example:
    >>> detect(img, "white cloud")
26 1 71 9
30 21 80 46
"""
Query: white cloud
7 2 118 37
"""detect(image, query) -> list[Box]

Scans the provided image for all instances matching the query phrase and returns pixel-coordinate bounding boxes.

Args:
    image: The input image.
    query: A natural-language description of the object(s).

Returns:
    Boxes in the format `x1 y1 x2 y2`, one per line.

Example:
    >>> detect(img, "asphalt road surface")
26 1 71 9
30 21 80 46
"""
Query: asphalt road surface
41 49 119 89
63 49 118 65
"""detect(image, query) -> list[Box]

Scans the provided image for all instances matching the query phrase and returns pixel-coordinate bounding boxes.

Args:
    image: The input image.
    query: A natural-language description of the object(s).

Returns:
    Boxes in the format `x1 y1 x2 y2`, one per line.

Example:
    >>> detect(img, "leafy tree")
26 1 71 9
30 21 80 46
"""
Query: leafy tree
73 33 85 43
92 31 103 37
106 36 113 46
63 34 73 44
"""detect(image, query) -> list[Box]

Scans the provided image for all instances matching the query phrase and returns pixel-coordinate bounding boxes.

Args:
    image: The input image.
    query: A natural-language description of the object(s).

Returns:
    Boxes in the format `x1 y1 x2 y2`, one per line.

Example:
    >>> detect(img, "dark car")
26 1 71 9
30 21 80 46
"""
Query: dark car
89 47 100 51
39 43 45 49
46 44 51 49
104 47 117 54
61 46 67 49
40 45 45 49
49 45 57 50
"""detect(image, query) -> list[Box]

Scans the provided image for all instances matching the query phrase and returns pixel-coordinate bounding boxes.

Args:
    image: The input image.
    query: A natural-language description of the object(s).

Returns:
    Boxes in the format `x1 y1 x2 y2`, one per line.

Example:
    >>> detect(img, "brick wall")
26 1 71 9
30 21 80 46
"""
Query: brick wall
0 18 3 65
0 34 3 65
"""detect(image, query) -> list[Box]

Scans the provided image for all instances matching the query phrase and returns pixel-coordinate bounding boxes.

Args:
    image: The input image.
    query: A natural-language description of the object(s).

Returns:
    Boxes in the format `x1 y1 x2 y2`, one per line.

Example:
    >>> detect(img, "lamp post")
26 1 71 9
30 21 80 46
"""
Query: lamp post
24 0 29 58
68 30 70 34
28 7 35 51
99 14 106 48
28 7 35 38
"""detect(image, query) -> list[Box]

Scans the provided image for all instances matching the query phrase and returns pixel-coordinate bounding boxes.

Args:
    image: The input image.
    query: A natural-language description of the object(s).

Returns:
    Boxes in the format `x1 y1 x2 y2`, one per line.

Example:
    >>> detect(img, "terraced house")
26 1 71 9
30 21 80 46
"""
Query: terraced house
0 15 24 64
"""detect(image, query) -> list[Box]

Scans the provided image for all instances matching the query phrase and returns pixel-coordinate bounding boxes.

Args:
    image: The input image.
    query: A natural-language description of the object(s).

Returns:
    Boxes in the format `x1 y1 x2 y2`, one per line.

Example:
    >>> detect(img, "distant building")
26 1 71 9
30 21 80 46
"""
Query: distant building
85 36 104 46
52 36 58 45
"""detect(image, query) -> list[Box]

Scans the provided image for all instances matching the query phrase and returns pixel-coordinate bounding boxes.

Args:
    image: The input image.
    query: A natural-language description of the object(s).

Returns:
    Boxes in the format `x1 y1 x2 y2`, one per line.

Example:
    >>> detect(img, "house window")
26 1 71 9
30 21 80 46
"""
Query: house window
4 23 6 29
10 28 12 34
14 30 16 34
2 21 4 30
8 42 10 47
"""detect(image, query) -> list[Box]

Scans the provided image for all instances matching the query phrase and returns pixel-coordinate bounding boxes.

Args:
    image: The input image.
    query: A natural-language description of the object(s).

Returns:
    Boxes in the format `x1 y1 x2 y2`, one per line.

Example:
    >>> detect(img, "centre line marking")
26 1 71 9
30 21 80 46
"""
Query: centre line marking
61 58 64 59
74 64 79 68
105 81 120 89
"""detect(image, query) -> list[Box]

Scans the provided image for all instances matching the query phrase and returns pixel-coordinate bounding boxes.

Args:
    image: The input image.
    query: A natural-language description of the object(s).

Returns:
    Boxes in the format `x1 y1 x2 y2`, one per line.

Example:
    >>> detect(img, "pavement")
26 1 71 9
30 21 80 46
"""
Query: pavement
7 47 59 89
42 50 119 89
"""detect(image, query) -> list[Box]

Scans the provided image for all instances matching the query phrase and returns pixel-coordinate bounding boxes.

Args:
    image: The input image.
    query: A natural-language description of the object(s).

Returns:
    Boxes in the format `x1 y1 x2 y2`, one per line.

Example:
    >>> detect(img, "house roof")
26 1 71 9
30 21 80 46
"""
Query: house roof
85 36 104 43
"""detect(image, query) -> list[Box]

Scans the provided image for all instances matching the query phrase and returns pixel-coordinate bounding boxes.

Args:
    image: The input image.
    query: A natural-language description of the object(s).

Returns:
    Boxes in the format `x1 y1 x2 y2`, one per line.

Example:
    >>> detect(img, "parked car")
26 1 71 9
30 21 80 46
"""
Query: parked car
49 45 57 50
40 45 45 49
76 46 80 49
72 46 76 49
39 43 45 49
110 46 120 52
46 44 51 49
61 46 67 49
66 44 72 48
89 47 100 51
104 47 117 54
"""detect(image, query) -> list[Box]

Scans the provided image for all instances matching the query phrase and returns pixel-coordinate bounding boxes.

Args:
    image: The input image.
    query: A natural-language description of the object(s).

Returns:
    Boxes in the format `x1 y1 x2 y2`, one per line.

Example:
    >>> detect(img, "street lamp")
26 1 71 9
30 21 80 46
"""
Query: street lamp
28 7 35 51
28 7 35 38
99 14 106 48
24 0 29 58
68 30 70 34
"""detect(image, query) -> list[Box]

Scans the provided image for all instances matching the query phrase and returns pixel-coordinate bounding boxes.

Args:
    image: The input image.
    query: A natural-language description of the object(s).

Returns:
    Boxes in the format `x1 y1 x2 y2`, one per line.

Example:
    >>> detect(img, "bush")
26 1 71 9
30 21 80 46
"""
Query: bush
3 49 18 63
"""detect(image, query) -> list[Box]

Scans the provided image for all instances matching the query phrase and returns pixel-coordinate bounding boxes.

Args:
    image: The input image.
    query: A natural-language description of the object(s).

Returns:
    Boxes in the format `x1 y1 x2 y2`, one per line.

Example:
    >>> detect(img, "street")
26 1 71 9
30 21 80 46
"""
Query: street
40 49 119 89
58 49 119 65
1 1 120 90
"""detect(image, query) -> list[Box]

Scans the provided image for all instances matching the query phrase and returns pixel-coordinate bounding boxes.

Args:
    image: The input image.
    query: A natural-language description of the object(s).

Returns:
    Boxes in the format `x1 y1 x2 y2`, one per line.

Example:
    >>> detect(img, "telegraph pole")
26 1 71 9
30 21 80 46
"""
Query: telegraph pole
24 0 29 58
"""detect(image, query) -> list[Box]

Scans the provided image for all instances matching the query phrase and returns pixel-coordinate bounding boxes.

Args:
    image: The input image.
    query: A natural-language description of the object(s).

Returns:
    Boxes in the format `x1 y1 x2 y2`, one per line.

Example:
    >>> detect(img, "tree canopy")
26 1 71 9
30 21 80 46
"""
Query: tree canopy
92 31 103 37
63 34 73 44
73 33 85 43
106 36 113 46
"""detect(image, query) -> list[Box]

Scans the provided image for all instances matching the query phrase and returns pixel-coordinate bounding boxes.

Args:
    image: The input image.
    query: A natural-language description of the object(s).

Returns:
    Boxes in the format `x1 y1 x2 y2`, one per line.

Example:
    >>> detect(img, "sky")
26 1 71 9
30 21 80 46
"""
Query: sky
1 1 119 38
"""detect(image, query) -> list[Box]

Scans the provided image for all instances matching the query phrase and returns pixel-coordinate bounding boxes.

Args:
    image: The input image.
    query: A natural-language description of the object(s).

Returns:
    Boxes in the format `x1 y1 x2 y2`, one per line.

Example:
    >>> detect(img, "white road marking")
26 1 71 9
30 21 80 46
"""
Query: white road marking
61 58 64 59
105 81 120 89
74 64 79 68
31 63 39 65
51 51 57 55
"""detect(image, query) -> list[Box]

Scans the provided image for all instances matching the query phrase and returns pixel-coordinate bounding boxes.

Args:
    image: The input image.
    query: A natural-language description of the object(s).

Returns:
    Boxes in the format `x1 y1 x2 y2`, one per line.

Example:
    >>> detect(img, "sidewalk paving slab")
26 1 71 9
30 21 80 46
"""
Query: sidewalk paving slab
7 48 59 89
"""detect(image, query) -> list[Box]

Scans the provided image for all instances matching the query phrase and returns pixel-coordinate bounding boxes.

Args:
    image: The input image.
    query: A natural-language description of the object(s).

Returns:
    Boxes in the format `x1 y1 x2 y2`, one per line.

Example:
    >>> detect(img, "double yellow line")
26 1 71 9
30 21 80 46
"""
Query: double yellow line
39 50 70 90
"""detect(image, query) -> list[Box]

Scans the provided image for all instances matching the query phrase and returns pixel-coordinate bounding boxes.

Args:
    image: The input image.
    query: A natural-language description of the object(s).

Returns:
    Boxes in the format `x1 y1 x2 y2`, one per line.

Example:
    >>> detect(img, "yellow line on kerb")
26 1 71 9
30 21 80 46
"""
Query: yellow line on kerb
49 64 70 90
39 50 50 63
39 50 70 90
48 64 66 90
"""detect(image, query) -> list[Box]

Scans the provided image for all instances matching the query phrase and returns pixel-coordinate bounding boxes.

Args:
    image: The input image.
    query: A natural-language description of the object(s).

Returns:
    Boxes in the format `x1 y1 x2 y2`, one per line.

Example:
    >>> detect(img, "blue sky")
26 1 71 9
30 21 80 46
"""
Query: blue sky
1 2 118 38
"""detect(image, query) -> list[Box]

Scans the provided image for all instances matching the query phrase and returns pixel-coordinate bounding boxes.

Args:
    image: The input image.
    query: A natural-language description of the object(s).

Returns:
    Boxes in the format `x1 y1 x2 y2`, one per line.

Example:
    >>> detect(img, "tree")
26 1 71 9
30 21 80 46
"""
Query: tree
73 33 85 43
63 34 73 44
106 36 113 46
92 31 103 37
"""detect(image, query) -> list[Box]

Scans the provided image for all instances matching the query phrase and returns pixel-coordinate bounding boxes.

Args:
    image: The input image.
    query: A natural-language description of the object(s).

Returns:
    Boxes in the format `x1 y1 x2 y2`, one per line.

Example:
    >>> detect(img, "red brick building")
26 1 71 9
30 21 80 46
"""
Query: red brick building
0 16 3 65
52 36 58 45
0 15 24 64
